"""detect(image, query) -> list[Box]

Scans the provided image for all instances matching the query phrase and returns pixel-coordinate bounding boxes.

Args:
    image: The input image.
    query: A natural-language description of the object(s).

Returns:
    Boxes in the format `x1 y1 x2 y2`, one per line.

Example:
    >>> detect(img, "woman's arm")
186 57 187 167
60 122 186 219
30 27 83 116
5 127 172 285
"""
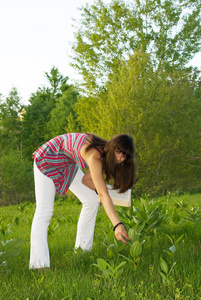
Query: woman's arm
82 149 130 244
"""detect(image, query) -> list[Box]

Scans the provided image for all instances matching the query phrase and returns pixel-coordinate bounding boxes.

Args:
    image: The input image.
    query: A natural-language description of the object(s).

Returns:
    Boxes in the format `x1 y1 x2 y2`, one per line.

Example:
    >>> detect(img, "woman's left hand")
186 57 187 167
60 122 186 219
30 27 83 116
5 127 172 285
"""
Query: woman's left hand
114 224 130 244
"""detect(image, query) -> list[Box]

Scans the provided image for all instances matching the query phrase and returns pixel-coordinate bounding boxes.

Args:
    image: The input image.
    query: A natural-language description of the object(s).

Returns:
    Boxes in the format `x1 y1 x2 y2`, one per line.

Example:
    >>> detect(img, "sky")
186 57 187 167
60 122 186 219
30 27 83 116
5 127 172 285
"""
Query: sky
0 0 101 103
0 0 200 104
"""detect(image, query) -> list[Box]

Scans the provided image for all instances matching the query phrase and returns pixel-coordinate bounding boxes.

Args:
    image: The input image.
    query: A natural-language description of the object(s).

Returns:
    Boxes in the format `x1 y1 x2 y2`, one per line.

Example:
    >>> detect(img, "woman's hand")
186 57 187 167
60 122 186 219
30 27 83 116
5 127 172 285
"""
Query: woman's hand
114 224 130 244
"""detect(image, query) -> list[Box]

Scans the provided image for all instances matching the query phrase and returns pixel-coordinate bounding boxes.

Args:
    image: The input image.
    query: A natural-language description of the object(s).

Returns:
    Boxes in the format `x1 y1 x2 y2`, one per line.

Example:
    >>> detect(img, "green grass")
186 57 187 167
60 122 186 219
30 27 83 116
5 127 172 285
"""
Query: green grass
0 193 201 300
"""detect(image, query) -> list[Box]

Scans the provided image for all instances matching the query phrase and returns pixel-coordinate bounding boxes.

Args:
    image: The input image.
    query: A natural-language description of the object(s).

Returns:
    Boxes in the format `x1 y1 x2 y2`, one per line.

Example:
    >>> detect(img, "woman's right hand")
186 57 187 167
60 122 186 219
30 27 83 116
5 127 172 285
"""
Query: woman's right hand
114 224 130 244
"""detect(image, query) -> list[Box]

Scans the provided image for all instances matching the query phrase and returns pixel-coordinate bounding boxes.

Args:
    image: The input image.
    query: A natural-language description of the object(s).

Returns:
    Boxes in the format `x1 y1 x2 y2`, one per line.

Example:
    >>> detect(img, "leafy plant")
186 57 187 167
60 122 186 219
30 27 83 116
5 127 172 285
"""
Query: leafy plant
0 223 24 266
118 227 145 268
18 202 29 213
163 233 184 257
14 216 20 225
121 195 167 236
160 233 184 284
171 208 181 225
128 227 141 243
160 257 177 284
95 226 126 259
92 258 127 280
130 240 142 260
106 244 118 260
184 207 201 223
48 218 59 236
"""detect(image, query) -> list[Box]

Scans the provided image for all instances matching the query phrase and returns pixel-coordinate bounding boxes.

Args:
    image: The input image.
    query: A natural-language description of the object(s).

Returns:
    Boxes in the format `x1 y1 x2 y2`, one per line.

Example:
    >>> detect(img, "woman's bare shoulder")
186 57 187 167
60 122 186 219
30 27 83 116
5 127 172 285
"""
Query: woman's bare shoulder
80 142 102 162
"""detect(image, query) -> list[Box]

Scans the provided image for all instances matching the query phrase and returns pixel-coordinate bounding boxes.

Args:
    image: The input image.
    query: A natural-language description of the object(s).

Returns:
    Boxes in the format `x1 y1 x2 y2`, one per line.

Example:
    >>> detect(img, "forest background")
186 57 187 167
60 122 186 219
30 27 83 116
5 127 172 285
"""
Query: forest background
0 0 201 205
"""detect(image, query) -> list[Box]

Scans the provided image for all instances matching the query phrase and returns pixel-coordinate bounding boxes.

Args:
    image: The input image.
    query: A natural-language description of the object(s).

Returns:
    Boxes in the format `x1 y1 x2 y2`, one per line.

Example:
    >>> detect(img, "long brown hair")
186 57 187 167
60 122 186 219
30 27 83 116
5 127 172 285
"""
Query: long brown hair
85 133 136 193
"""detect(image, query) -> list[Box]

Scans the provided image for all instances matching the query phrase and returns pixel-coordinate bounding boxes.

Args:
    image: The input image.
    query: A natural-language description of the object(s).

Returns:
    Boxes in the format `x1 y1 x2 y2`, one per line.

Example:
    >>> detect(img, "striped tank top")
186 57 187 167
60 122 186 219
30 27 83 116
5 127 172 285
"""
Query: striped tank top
33 133 88 195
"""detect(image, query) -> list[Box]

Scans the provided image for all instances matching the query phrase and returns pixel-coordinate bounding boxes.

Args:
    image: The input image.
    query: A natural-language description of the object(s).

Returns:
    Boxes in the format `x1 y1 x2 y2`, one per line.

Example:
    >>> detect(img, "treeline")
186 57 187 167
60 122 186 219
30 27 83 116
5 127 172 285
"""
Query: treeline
0 0 201 204
0 68 80 205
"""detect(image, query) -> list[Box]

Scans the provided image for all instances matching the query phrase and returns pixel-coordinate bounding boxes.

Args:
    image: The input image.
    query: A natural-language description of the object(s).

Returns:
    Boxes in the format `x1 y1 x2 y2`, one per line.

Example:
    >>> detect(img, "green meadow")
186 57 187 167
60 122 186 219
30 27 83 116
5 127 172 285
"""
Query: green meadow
0 192 201 300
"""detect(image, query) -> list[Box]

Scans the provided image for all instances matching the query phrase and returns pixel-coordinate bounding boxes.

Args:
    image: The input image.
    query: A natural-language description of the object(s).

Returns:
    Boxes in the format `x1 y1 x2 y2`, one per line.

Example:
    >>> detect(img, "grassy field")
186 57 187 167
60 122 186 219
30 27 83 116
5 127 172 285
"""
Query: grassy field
0 192 201 300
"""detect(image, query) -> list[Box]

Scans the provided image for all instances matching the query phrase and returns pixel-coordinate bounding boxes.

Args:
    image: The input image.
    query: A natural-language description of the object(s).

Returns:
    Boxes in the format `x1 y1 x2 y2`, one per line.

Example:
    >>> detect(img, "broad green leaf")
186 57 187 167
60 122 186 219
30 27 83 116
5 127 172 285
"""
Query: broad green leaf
4 239 24 251
96 258 109 270
172 208 181 224
136 209 147 221
160 257 169 275
1 247 22 259
102 269 113 278
128 228 140 243
106 244 116 259
130 240 142 259
106 229 114 245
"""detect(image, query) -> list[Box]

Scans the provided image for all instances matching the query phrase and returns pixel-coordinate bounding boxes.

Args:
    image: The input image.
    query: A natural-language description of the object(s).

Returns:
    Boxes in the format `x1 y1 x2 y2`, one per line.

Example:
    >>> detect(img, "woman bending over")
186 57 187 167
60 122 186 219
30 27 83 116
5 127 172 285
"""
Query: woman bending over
29 132 136 269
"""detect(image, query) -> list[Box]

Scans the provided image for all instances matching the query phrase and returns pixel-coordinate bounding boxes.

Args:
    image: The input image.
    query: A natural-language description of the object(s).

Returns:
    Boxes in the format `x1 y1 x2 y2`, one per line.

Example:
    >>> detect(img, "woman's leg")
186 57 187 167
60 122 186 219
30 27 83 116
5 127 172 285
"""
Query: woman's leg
69 168 99 251
29 161 56 269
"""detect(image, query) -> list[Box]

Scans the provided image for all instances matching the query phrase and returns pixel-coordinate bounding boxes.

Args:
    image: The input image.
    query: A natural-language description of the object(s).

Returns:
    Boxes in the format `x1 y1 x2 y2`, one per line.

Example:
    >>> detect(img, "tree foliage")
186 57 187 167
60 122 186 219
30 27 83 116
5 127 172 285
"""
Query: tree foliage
22 86 55 159
71 0 201 194
71 0 201 91
0 68 80 204
0 88 23 153
45 66 70 97
45 87 80 139
22 67 79 160
0 150 34 205
74 51 201 194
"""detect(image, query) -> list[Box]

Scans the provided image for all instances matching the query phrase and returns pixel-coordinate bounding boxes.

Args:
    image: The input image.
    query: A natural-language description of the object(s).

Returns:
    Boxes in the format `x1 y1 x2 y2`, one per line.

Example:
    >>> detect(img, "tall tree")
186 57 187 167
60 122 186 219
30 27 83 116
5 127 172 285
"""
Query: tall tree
0 87 23 153
0 89 35 204
45 87 80 139
22 67 79 160
71 0 201 92
45 66 70 98
22 86 55 160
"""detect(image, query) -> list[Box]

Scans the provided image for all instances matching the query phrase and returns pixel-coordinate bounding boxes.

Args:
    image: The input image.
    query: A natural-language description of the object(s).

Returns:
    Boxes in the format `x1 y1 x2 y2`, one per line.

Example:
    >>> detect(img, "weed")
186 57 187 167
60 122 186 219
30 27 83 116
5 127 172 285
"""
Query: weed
0 222 24 266
92 258 127 281
48 218 59 236
160 256 177 284
184 206 201 223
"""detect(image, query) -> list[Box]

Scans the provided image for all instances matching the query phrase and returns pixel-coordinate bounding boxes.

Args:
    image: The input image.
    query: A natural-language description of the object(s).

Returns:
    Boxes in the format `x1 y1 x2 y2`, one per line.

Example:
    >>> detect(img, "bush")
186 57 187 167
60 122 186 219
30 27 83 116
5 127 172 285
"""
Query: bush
0 150 34 205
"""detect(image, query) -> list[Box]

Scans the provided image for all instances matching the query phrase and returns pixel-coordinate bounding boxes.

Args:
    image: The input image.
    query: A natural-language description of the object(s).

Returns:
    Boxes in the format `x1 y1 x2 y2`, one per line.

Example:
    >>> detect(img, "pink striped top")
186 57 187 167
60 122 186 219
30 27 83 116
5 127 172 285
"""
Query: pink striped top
32 133 88 195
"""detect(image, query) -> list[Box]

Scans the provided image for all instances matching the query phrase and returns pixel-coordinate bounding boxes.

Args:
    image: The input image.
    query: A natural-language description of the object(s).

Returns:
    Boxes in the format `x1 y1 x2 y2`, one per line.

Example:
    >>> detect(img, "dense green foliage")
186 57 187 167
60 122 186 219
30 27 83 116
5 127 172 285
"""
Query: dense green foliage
0 150 34 205
0 88 23 153
74 52 201 195
0 193 201 299
0 68 80 204
71 0 201 91
22 67 79 160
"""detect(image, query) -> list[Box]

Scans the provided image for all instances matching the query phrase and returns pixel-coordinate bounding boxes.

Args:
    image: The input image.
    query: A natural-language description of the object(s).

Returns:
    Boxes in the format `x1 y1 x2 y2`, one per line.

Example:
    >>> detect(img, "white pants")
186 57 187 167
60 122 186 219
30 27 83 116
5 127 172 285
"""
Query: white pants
29 162 99 269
